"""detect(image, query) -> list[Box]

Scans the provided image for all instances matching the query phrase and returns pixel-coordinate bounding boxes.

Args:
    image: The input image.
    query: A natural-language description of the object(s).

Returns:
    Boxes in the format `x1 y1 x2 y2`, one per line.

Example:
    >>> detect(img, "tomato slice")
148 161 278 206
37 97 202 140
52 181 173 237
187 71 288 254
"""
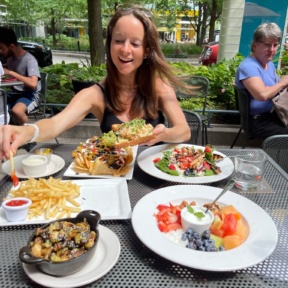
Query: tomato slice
153 157 161 163
204 145 212 153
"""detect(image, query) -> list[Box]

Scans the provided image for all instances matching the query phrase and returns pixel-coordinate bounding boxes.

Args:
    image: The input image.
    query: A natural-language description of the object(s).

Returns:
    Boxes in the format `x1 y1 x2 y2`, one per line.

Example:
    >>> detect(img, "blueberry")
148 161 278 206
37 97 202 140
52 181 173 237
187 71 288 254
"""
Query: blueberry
198 246 206 251
210 246 218 252
195 239 203 247
186 228 193 235
208 239 215 245
219 246 225 251
192 232 200 239
181 233 188 241
202 230 211 239
187 242 197 250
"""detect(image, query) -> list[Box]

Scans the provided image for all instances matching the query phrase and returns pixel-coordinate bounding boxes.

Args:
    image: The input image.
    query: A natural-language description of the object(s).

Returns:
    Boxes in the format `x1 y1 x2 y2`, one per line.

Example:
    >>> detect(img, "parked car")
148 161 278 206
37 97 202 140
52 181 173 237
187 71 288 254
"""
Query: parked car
199 41 219 66
0 40 53 67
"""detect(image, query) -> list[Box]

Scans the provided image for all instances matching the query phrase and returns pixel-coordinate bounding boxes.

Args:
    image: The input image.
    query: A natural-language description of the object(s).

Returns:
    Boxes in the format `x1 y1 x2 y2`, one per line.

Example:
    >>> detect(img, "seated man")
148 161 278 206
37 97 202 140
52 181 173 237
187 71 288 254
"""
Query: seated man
0 27 41 125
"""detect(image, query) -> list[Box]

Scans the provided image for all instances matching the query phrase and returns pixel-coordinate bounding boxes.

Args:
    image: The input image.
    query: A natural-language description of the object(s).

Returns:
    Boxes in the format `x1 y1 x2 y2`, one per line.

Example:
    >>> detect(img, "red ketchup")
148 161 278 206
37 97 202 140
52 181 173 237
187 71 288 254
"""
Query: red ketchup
6 199 28 207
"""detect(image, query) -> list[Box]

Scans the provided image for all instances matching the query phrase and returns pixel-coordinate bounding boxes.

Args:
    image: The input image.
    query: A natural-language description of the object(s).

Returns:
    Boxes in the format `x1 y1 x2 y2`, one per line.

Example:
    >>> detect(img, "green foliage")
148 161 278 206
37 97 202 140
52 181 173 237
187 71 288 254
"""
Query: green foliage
40 62 78 104
171 54 245 110
67 60 107 82
161 43 202 56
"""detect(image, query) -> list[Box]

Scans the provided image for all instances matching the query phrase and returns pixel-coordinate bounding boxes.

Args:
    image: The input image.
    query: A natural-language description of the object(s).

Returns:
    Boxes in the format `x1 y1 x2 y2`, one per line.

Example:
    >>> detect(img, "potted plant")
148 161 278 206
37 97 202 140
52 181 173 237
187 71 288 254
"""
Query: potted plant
68 59 107 93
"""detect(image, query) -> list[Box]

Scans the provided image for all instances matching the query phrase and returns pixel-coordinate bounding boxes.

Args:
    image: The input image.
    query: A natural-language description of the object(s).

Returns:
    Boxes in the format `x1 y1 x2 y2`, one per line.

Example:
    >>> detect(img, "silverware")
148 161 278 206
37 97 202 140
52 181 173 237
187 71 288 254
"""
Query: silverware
205 179 236 213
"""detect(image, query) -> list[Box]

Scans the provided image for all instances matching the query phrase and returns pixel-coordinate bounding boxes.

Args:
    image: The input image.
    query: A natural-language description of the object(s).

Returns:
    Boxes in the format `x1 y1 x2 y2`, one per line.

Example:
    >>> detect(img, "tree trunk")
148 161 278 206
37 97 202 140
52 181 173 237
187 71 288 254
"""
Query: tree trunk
208 0 218 42
51 14 57 47
87 0 105 65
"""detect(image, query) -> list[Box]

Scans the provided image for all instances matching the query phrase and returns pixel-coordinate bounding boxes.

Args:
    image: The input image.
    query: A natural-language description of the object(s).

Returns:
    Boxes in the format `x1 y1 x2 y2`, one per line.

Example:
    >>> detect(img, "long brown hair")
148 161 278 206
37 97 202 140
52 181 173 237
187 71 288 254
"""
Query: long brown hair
105 5 185 120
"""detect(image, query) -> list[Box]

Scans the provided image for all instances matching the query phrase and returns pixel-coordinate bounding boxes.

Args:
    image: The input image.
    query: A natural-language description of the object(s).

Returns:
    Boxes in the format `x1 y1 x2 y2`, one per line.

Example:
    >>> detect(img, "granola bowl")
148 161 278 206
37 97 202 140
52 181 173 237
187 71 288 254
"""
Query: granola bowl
19 210 101 276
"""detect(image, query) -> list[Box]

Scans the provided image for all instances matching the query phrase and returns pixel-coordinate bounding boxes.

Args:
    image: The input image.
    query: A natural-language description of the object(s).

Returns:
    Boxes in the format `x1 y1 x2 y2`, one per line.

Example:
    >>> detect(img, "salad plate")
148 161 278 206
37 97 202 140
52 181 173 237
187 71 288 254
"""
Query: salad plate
137 144 234 183
22 225 121 288
63 145 138 180
132 185 278 271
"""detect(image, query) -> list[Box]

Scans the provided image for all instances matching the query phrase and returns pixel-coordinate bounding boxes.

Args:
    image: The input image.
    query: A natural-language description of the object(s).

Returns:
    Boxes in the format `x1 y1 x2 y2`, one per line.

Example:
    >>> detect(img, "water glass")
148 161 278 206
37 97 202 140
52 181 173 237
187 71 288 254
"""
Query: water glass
234 151 267 191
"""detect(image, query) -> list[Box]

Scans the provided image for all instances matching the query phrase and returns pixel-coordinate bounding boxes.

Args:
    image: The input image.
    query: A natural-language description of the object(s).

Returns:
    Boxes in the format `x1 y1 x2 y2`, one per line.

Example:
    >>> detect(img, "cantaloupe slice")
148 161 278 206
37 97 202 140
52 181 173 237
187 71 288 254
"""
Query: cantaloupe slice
220 205 241 220
222 235 243 250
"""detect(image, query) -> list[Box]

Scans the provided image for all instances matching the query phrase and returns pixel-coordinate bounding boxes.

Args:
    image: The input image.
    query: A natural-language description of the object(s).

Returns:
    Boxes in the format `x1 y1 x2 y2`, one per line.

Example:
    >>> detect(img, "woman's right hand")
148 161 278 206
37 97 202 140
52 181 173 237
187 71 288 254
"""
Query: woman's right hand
0 125 32 160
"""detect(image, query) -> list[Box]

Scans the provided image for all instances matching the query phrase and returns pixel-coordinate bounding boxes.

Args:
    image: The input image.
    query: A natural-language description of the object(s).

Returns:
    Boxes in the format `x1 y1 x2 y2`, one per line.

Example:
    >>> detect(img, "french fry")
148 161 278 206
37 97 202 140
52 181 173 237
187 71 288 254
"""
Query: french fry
6 177 81 220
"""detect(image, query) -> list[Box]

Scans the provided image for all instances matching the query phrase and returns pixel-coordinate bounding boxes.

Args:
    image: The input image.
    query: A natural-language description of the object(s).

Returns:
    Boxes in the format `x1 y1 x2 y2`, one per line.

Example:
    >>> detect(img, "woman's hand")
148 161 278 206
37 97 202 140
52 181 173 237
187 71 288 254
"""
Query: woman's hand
140 124 166 146
0 125 31 160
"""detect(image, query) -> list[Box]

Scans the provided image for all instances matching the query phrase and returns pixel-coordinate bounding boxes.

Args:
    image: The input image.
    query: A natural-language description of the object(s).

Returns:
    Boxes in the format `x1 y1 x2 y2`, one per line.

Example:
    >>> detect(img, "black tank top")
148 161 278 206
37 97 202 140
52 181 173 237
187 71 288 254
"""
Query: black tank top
95 83 165 133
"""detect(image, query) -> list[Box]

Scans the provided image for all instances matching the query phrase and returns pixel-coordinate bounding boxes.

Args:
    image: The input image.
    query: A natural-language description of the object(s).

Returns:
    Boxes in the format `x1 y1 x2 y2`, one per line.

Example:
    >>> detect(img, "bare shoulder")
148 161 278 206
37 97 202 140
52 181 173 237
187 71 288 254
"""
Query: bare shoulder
155 77 177 100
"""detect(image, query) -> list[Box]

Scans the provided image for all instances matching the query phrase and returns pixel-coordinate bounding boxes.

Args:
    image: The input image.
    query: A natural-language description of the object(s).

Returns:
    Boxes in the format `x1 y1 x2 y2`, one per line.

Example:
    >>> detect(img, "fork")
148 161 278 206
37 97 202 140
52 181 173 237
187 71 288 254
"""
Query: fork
205 179 236 213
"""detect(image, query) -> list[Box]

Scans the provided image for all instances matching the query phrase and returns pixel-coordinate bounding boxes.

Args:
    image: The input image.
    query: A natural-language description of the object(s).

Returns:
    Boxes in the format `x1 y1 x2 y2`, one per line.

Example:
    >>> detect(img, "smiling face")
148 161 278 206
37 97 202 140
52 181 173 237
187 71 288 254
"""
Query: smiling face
110 14 147 77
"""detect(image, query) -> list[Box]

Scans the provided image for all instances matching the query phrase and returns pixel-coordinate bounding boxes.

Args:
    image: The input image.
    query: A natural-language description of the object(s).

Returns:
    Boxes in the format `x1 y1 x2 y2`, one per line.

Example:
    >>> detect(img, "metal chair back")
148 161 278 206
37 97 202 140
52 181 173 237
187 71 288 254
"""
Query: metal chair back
182 109 201 144
0 89 9 124
262 135 288 173
176 76 209 145
230 86 251 148
29 72 48 119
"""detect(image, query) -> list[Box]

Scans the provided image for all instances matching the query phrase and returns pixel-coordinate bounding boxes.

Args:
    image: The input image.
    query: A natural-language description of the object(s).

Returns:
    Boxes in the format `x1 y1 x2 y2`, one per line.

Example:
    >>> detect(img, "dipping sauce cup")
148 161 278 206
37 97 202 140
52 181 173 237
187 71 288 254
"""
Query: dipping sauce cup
22 155 48 177
34 148 53 164
2 197 32 222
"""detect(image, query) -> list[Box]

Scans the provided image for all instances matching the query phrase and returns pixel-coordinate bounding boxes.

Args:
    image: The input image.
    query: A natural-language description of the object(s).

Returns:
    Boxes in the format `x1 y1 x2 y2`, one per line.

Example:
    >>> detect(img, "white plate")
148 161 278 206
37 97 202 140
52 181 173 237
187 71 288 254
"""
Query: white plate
2 154 65 178
0 179 131 225
22 225 121 288
137 144 234 183
63 145 138 180
132 185 278 271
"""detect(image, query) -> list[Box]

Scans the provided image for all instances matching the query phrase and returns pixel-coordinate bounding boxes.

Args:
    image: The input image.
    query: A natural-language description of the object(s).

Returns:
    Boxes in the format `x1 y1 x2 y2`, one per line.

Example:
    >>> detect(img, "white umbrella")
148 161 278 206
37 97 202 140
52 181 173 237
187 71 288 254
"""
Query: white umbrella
244 2 280 17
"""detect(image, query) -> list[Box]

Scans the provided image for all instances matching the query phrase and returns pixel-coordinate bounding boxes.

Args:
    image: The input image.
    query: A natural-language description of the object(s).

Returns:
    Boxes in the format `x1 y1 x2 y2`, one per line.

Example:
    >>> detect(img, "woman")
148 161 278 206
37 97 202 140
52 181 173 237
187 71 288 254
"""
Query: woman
0 5 191 159
235 22 288 139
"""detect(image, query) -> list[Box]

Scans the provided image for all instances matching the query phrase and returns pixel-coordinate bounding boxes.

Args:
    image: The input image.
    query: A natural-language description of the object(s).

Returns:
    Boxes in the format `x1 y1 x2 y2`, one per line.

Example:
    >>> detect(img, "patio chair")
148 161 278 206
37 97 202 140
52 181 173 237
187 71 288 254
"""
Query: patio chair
182 109 202 144
230 86 251 148
262 135 288 173
176 76 209 146
29 72 59 144
29 72 48 120
165 109 201 145
0 89 9 124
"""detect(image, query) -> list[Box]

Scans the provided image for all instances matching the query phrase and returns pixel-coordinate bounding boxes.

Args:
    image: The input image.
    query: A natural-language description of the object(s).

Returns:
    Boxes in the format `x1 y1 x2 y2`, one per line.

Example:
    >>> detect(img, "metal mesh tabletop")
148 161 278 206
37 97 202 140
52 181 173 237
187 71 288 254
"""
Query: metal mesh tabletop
0 144 287 288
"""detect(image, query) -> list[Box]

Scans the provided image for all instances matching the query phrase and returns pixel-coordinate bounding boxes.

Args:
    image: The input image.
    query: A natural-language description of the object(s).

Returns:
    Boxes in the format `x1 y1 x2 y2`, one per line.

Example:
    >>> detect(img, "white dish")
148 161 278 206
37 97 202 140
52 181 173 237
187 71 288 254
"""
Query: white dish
63 145 138 180
2 154 65 178
137 144 234 183
132 185 278 271
22 225 121 288
0 179 131 225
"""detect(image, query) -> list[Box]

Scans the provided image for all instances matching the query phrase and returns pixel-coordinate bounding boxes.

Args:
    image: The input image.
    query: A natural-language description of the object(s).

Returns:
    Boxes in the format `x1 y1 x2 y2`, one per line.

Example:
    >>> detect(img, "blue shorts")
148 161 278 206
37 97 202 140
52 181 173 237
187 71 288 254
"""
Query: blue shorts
7 91 38 113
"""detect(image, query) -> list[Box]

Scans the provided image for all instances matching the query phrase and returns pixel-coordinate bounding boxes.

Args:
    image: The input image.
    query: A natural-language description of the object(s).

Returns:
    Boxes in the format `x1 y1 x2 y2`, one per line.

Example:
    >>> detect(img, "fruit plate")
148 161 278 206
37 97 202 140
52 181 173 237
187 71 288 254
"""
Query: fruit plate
131 185 278 271
137 144 234 183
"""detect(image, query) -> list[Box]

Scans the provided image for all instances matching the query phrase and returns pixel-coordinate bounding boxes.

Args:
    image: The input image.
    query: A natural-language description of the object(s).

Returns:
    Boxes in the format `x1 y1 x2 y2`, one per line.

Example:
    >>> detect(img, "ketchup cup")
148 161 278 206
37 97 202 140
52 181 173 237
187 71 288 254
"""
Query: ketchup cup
2 197 32 222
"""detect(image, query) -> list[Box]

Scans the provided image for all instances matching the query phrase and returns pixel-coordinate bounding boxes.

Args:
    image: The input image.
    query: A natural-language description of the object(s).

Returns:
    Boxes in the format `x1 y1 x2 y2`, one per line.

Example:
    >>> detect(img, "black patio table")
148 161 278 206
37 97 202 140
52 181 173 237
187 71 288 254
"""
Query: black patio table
0 143 287 288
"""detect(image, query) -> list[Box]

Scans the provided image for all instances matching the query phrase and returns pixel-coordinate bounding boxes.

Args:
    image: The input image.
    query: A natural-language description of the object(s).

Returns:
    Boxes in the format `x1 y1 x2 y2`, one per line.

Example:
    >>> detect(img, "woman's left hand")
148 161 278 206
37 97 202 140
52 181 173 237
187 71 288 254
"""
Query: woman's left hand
140 124 166 146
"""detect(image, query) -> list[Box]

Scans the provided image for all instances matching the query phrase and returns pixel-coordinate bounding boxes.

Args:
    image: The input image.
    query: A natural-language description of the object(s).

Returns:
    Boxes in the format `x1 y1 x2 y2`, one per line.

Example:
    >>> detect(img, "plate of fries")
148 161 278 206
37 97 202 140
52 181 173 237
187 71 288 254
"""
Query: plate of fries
64 146 138 180
0 177 131 226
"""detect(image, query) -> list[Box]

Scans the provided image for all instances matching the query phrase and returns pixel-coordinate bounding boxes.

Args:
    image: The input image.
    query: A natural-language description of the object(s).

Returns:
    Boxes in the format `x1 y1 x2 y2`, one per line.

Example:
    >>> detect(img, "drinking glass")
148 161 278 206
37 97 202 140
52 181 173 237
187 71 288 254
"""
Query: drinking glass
234 151 267 191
